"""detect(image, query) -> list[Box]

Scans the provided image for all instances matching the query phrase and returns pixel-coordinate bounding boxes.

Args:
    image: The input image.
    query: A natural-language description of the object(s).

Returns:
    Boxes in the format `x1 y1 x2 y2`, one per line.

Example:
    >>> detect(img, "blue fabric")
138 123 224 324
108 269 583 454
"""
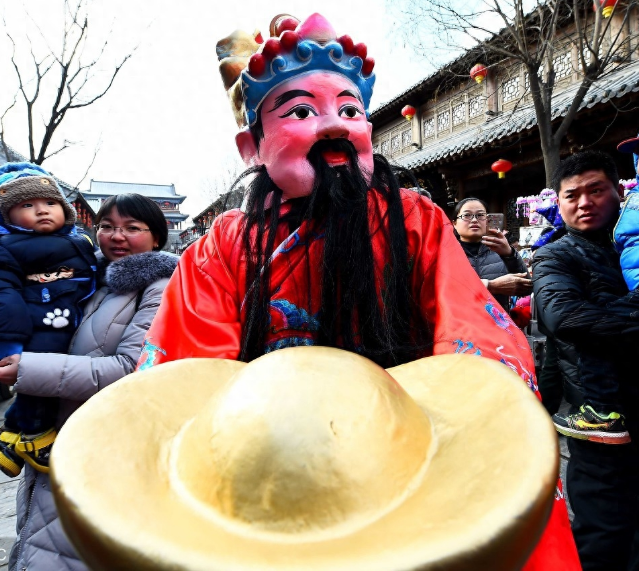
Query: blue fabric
4 394 58 433
241 40 375 126
615 190 639 290
0 342 23 359
0 226 96 433
532 204 564 250
0 227 96 351
0 162 51 187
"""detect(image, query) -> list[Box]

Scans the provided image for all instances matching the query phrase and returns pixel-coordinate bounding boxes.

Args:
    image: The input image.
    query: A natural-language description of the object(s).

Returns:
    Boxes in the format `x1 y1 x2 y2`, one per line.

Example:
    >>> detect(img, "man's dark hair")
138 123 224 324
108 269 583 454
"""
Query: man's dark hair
95 193 168 250
235 143 431 367
552 150 619 192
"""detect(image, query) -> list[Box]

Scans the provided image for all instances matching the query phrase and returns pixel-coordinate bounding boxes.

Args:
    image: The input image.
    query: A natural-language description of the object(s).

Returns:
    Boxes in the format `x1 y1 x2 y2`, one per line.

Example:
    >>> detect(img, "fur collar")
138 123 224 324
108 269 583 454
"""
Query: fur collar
97 251 179 294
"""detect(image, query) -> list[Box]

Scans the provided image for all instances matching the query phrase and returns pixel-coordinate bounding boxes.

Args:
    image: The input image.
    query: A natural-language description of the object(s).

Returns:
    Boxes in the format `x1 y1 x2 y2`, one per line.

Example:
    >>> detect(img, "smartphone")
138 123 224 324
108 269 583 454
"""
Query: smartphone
486 213 504 232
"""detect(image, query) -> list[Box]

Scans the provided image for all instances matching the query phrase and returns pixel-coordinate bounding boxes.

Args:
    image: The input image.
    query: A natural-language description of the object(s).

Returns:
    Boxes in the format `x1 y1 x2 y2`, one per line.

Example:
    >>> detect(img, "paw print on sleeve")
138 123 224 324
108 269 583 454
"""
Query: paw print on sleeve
43 308 71 329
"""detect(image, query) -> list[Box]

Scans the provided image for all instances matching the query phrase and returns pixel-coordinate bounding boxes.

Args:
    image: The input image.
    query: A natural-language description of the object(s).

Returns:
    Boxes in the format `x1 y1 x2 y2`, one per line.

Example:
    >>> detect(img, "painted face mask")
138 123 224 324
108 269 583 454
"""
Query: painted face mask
217 13 376 200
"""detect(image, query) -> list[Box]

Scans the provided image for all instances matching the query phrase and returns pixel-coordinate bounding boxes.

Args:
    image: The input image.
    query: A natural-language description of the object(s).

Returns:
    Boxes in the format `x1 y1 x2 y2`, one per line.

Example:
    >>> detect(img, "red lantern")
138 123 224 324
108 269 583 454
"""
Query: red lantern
401 105 416 121
491 159 513 179
594 0 617 17
470 63 488 84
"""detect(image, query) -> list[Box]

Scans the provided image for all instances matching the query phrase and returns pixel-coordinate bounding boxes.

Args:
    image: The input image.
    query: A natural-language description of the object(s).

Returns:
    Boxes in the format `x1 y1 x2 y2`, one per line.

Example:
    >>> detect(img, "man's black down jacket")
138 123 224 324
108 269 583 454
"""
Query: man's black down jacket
532 227 639 407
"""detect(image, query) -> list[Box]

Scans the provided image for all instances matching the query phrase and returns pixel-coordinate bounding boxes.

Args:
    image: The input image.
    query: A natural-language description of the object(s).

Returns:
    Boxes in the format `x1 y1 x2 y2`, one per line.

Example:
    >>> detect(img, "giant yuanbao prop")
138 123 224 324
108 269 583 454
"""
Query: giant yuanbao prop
50 347 558 570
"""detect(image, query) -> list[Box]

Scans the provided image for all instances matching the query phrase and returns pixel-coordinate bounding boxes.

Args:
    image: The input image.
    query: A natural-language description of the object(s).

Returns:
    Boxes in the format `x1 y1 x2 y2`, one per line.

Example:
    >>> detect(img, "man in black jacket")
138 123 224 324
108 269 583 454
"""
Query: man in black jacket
533 150 639 571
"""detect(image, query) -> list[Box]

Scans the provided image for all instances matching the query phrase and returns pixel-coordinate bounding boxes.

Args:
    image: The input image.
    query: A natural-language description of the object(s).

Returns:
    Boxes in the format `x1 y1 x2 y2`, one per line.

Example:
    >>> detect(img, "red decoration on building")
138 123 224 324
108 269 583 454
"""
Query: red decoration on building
401 105 416 121
491 159 513 179
470 63 488 84
594 0 617 17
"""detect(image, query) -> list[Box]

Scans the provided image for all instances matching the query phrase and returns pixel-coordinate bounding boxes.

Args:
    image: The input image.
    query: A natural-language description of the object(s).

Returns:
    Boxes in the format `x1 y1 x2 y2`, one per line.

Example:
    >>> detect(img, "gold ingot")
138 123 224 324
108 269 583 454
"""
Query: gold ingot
51 347 558 570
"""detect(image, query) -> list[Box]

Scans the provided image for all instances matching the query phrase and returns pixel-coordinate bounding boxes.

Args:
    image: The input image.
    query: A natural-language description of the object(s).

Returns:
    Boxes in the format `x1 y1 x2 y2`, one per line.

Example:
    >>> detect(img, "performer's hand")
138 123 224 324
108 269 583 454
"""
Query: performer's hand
482 228 513 257
0 354 19 385
487 274 533 296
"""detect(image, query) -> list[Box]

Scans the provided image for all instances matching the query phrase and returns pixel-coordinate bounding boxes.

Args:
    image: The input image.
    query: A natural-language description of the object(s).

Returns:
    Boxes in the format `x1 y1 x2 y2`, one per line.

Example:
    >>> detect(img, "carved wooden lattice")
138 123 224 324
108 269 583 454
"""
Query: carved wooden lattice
502 76 520 103
423 117 435 138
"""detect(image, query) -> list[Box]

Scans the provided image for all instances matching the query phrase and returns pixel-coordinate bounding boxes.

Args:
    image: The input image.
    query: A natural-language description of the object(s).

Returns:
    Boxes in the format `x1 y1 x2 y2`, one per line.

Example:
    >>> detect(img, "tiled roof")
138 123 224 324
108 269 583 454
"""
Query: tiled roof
87 180 186 202
395 60 639 170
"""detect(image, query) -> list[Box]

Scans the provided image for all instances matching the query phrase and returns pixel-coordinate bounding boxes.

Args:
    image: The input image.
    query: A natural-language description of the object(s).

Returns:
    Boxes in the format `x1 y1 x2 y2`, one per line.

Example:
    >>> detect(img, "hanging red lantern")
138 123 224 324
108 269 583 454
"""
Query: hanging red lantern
401 105 416 121
491 159 513 179
470 63 488 84
593 0 617 17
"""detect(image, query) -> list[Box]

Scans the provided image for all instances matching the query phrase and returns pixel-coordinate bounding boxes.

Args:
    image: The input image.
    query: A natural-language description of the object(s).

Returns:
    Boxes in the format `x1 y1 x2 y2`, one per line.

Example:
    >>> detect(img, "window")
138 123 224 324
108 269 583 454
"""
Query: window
402 129 412 147
381 140 390 156
468 95 484 118
553 52 572 80
437 109 450 132
501 76 520 103
391 134 401 153
423 117 435 138
452 102 465 126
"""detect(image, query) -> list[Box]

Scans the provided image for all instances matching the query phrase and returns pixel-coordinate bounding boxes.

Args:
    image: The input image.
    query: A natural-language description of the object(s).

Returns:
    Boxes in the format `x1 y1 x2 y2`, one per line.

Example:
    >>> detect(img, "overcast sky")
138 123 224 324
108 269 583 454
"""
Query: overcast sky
0 0 433 220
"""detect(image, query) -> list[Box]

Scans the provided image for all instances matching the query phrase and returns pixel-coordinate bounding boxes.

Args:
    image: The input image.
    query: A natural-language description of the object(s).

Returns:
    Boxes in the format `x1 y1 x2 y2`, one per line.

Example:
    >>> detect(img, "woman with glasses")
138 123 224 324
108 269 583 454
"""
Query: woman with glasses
453 197 531 311
0 193 178 571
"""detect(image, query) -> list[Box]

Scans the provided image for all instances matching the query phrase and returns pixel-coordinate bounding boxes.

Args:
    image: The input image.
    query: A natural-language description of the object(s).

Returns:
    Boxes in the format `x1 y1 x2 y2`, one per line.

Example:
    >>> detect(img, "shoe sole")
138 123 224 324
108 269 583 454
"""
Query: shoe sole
554 423 632 445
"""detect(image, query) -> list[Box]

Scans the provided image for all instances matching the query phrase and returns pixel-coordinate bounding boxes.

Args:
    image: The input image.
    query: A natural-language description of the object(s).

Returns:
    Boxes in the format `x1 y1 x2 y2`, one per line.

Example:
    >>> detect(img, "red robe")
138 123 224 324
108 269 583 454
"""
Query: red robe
141 189 580 569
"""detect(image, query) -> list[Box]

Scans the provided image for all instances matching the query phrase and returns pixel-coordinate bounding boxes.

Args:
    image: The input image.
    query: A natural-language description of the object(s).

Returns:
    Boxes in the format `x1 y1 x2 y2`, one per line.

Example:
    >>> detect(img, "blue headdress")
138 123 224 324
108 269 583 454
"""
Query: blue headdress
217 13 376 129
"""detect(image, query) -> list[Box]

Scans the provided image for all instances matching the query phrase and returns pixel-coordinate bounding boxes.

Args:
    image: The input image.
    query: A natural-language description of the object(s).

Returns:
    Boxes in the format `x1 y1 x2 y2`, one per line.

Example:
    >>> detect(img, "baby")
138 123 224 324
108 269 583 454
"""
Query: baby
0 162 96 476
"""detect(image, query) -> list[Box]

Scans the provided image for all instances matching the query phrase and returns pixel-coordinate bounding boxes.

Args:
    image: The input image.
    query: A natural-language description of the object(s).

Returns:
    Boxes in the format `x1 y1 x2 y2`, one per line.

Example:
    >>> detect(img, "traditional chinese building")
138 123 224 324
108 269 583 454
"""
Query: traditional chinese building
371 10 639 234
81 180 188 250
175 187 244 254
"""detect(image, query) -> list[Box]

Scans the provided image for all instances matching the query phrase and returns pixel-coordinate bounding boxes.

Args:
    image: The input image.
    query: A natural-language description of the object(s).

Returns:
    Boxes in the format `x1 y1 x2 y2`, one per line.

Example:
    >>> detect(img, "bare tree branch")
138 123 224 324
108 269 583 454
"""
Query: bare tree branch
388 0 639 185
1 0 136 169
71 136 101 191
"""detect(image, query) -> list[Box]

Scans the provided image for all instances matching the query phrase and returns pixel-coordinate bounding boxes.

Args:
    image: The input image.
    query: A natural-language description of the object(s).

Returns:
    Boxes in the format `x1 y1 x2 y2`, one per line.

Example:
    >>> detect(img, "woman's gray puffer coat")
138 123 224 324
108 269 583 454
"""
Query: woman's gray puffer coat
9 250 178 571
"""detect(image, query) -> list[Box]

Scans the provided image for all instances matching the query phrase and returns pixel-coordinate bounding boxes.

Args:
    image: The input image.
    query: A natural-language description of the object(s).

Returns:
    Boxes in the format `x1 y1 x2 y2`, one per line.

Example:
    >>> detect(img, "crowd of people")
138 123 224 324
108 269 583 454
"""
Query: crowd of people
0 9 636 571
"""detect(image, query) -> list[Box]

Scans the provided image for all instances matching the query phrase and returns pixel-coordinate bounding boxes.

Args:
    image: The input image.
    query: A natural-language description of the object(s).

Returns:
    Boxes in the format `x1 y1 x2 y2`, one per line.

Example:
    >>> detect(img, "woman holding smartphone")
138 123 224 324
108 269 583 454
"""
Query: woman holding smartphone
453 197 532 311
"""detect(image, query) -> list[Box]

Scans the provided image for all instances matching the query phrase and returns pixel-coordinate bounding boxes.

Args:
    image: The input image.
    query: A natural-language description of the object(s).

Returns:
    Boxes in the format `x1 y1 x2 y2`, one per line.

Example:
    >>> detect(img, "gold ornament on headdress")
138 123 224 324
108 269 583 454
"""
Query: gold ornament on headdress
216 28 262 128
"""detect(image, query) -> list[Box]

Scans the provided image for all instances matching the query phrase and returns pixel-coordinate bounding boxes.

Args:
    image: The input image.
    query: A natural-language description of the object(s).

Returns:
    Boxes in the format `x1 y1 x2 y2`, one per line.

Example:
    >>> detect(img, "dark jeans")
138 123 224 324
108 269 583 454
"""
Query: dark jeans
578 350 622 414
567 436 639 571
537 336 563 415
3 394 58 434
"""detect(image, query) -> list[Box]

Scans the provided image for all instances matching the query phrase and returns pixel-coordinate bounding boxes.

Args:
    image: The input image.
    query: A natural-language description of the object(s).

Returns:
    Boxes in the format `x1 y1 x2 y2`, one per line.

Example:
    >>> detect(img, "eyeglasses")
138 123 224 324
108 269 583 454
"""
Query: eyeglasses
457 212 487 222
96 223 152 237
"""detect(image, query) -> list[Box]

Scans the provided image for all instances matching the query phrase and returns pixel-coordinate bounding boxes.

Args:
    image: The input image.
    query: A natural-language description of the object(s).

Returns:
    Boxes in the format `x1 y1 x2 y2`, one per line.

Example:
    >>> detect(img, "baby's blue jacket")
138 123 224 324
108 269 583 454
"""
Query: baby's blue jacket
615 188 639 291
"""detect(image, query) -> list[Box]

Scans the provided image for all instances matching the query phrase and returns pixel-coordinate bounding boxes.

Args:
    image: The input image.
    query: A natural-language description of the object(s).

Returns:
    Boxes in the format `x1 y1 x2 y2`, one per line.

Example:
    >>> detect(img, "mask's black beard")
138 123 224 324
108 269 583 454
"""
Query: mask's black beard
238 151 431 365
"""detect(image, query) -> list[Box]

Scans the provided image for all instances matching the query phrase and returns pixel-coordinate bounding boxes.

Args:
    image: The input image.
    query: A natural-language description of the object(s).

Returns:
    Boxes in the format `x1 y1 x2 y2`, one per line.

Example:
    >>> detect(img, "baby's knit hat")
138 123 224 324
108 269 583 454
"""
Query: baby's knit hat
0 162 76 226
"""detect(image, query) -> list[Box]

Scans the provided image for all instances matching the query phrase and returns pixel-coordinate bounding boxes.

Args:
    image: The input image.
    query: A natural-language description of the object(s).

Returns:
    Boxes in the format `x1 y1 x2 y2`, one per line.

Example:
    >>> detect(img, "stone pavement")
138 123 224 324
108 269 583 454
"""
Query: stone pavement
0 396 18 570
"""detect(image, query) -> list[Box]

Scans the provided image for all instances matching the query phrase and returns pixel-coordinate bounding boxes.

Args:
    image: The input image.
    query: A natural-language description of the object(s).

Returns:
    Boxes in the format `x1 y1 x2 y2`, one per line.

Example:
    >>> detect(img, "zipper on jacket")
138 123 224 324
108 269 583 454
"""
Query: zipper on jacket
15 471 38 571
613 195 633 249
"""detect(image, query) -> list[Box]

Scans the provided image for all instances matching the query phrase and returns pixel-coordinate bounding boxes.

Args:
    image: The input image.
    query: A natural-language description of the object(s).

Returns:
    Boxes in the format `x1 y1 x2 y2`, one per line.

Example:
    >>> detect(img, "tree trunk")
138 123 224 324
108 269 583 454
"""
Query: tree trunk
542 141 561 188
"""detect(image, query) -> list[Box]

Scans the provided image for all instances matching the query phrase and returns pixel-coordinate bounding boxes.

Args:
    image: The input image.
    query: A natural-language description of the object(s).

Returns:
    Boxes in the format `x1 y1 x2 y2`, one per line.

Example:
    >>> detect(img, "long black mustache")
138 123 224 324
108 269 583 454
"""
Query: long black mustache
237 152 431 365
303 138 369 221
